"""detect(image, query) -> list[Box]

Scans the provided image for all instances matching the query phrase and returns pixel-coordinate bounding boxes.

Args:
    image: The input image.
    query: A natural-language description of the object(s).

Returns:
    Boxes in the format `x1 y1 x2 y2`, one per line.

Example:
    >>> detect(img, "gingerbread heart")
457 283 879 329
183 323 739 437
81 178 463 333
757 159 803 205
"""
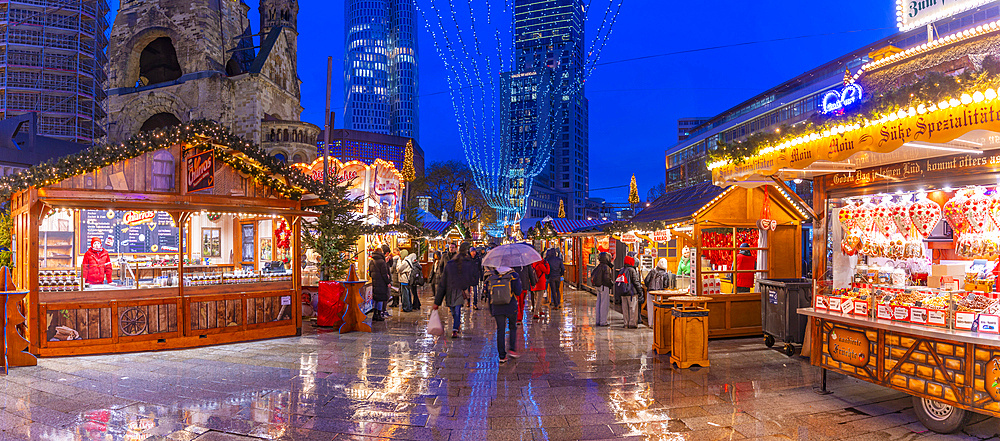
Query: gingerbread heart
891 202 912 240
838 203 856 234
990 195 1000 231
944 195 968 235
909 198 942 238
964 191 991 233
875 202 898 238
857 202 877 233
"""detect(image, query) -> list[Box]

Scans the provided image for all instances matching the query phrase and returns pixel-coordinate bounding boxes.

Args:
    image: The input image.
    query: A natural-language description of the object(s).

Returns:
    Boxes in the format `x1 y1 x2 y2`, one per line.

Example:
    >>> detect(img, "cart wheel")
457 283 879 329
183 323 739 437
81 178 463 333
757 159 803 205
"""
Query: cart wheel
764 334 775 347
783 343 795 356
912 396 971 434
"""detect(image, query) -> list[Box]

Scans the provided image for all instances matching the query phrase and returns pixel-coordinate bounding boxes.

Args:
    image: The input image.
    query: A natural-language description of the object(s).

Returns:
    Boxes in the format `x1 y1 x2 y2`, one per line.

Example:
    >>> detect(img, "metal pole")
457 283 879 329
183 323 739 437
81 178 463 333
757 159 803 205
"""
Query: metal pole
323 56 332 186
815 368 832 395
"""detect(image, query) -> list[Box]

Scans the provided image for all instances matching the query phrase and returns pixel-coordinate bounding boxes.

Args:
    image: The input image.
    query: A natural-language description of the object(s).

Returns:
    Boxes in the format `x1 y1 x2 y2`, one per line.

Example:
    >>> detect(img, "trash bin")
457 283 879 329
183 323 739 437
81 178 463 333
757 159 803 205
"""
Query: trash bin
757 278 813 356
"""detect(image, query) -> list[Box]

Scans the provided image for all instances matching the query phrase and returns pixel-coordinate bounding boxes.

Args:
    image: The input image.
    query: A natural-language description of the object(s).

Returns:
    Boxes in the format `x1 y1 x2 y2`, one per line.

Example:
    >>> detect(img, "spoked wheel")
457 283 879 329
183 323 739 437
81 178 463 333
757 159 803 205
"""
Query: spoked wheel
912 396 971 434
783 343 796 356
764 334 775 347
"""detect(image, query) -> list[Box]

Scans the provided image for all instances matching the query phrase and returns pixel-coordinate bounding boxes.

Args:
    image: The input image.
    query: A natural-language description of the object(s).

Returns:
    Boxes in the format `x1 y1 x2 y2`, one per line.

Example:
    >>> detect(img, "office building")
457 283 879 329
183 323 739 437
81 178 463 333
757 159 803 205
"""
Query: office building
677 117 709 142
0 0 109 144
511 0 589 220
344 0 418 140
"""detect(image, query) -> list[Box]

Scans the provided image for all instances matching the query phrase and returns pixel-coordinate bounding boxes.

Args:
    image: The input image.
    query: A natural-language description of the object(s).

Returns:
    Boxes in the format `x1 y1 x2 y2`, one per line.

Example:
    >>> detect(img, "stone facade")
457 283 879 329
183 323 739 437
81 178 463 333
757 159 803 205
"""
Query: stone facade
105 0 306 153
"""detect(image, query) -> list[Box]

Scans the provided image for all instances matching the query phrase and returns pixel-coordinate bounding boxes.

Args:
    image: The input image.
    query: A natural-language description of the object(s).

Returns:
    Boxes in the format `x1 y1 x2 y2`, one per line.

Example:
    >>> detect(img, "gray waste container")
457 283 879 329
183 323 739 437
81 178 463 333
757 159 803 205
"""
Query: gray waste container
758 278 813 356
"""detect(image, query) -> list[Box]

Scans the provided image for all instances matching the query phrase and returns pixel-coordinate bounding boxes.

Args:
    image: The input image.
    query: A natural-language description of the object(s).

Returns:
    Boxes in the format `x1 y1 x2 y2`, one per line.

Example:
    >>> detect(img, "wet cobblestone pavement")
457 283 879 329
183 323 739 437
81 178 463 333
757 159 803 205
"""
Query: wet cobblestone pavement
4 288 1000 440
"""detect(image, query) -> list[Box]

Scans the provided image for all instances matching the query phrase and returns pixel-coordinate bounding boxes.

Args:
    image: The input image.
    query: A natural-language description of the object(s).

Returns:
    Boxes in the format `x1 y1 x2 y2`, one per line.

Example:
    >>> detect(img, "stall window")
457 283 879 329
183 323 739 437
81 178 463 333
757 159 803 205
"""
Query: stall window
151 151 175 192
699 226 768 294
202 228 221 257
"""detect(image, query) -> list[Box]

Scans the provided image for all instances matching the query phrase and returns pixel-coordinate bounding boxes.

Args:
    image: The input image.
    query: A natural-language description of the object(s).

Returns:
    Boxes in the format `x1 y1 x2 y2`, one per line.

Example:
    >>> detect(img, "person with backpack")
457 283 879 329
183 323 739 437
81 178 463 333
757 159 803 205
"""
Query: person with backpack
398 251 420 312
616 255 643 328
544 248 565 309
590 252 614 326
530 258 550 319
487 266 522 363
643 258 671 329
434 242 473 338
368 247 391 322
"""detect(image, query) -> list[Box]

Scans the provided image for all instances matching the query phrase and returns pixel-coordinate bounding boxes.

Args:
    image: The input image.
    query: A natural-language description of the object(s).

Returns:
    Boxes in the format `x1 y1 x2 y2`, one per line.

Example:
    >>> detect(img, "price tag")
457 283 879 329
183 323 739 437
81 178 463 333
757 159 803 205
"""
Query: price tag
909 307 927 324
876 304 892 320
814 295 827 310
955 312 976 330
980 314 1000 334
280 296 291 306
828 297 842 312
892 306 910 321
853 301 868 317
928 309 947 326
841 298 855 314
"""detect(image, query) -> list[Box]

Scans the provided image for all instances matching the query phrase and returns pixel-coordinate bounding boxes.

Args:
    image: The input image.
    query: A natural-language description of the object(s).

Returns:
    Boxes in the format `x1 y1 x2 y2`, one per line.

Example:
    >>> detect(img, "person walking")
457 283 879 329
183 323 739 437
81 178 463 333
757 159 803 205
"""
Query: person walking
398 250 415 312
409 254 423 309
387 248 400 309
617 255 643 328
434 242 473 338
643 258 671 329
530 258 550 319
487 266 522 363
590 252 614 326
368 247 391 321
429 251 444 298
515 265 537 325
469 248 484 310
545 248 565 309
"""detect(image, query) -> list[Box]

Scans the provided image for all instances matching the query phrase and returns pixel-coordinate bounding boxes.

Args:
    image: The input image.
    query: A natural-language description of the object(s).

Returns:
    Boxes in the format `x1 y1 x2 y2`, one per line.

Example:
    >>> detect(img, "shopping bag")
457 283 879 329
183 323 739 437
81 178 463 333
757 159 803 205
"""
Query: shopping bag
427 309 444 336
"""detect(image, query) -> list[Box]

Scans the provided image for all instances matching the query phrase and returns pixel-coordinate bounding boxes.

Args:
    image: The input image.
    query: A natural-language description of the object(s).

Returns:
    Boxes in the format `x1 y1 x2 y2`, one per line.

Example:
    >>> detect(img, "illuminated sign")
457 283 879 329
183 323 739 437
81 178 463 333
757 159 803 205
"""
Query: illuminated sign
823 84 863 113
122 211 156 227
897 0 992 31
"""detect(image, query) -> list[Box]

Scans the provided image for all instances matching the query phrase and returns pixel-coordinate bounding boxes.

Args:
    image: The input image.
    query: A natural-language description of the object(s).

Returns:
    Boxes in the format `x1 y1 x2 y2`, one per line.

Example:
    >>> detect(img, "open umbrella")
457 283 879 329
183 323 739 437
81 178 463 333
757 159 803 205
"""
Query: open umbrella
482 243 542 268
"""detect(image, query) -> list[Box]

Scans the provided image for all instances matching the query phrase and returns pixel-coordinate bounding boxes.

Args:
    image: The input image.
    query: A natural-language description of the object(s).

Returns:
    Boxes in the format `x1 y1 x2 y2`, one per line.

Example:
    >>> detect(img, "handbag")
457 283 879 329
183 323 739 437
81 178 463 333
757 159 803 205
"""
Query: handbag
427 309 444 336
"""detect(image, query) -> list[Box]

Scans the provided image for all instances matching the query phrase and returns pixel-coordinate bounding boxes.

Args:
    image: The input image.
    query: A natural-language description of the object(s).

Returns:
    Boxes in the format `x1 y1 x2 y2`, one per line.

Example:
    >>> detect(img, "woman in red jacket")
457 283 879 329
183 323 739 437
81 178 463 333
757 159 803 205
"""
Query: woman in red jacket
82 237 113 285
531 259 550 319
735 243 756 293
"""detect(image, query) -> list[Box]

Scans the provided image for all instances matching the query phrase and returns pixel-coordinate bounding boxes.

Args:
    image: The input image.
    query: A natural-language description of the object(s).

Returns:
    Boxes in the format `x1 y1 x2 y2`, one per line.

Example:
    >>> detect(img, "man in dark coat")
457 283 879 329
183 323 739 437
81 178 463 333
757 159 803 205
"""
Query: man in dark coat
544 248 565 308
368 247 391 321
434 242 474 338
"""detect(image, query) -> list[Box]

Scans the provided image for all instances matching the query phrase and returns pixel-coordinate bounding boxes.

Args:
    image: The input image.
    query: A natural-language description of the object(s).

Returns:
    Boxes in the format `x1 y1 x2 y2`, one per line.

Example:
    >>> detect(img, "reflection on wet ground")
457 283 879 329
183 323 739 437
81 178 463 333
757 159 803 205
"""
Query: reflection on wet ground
1 288 995 440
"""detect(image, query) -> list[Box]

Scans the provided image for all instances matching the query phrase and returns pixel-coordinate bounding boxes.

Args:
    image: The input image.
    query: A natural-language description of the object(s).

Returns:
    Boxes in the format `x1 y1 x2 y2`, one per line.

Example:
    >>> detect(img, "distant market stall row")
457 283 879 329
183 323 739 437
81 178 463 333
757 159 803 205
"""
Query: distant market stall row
520 181 812 339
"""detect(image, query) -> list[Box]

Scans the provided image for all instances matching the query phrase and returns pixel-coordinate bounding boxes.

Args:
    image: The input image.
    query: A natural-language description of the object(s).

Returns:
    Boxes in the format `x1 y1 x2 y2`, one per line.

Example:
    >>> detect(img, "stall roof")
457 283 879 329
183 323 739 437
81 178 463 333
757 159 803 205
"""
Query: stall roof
422 221 453 235
519 218 611 234
629 182 726 225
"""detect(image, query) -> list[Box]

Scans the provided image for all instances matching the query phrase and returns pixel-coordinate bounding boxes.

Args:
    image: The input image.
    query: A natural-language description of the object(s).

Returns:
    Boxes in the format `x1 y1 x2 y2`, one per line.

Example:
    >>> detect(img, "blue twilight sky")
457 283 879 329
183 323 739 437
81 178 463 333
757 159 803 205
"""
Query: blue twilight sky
108 0 899 202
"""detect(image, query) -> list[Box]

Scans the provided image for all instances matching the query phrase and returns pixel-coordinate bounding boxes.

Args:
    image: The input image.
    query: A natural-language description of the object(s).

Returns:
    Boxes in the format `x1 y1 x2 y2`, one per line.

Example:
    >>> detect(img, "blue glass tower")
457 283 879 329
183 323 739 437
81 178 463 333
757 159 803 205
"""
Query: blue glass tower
511 0 589 219
345 0 418 140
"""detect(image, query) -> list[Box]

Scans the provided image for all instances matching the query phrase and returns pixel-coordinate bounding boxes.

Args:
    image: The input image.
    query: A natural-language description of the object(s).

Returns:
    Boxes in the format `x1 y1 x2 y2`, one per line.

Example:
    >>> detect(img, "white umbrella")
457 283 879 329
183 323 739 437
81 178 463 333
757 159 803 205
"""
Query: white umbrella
482 243 542 268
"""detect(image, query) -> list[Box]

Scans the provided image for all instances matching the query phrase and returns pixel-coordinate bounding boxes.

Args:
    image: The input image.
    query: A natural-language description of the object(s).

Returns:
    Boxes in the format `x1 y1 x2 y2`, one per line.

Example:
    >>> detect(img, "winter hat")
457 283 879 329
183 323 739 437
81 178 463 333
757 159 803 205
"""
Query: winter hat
624 255 636 267
90 237 103 249
381 244 391 254
459 242 472 255
399 249 409 259
657 258 668 270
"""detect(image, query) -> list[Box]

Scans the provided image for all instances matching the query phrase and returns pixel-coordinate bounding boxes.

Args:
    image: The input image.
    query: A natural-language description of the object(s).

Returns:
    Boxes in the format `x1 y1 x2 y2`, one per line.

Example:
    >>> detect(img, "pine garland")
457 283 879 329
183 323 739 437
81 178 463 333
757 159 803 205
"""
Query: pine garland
710 56 1000 165
0 120 341 201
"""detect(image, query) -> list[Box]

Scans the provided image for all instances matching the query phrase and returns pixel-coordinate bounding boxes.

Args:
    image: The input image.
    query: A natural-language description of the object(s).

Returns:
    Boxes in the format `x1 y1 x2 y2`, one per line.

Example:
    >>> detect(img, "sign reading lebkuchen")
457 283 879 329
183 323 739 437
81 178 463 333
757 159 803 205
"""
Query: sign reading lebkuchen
712 100 1000 184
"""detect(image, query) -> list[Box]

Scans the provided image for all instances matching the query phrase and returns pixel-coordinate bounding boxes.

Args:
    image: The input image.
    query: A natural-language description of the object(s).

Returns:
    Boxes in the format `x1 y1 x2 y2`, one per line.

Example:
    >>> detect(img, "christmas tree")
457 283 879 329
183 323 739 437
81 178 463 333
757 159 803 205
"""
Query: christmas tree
402 139 416 183
629 174 640 205
558 199 565 218
454 190 464 213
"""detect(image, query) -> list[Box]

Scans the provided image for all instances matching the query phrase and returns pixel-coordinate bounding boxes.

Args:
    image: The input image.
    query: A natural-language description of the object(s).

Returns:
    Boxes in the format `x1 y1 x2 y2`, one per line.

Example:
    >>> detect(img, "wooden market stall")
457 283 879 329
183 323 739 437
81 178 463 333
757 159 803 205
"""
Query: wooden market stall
6 121 327 358
627 181 812 338
523 219 611 289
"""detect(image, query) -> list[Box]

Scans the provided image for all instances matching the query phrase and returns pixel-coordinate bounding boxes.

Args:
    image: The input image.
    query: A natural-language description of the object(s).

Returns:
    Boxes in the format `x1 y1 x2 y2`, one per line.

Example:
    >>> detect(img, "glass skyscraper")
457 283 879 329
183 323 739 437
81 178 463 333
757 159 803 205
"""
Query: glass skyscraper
511 0 589 219
344 0 418 140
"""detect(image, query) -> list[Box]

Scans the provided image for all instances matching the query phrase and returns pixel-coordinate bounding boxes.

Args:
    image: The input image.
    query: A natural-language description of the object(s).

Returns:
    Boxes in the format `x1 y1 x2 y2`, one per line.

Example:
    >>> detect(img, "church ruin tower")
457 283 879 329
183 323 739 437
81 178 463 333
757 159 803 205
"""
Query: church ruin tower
104 0 316 160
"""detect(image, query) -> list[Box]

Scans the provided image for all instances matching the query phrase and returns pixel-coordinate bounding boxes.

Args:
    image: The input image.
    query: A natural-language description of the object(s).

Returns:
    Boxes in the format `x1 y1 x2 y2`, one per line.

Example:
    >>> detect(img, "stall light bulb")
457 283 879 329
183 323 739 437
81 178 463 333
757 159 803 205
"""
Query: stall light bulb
987 89 998 100
962 94 973 105
950 98 961 107
974 91 986 103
